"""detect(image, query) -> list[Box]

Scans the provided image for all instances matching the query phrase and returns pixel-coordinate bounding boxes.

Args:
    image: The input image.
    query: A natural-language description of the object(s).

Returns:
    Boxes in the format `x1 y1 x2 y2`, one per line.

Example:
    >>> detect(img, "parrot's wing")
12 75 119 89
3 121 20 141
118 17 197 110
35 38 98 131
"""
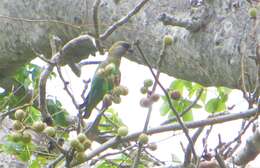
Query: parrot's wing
68 63 81 77
82 75 109 118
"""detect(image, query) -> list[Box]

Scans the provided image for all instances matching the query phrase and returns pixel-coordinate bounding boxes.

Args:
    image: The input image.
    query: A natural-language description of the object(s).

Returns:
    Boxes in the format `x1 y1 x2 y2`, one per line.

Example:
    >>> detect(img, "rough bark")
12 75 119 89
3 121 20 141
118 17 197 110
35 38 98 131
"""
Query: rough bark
0 0 259 89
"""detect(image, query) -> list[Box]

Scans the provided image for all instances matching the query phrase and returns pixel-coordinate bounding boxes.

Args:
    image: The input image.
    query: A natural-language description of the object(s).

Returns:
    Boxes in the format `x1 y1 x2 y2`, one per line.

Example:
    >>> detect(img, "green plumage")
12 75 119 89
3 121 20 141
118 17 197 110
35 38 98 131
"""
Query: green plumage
81 41 131 118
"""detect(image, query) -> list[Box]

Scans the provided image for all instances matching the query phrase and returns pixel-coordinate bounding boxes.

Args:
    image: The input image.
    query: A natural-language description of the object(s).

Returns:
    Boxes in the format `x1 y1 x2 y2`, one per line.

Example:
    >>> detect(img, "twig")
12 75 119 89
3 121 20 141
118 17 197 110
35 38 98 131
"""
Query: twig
56 65 83 134
0 15 81 29
144 149 166 166
46 155 65 168
198 125 213 167
221 114 258 157
85 107 108 135
92 0 103 54
0 103 32 121
90 144 137 165
79 61 101 66
56 66 79 109
39 63 55 125
100 0 150 40
161 89 204 125
46 135 67 155
134 40 197 162
132 39 167 168
81 79 91 100
183 127 204 167
215 149 227 168
34 51 54 65
71 107 259 166
158 4 212 32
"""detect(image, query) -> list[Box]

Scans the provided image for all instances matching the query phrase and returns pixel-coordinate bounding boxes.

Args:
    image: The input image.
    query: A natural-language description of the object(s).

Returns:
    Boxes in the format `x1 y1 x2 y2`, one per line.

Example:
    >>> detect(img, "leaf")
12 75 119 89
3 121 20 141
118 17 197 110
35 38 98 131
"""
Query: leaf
25 106 41 124
2 135 35 162
28 156 47 168
217 87 232 97
199 89 207 103
182 80 193 92
99 108 125 134
169 80 185 94
96 161 118 168
160 102 170 116
47 99 69 127
205 98 226 113
29 159 40 168
188 83 203 98
182 111 193 121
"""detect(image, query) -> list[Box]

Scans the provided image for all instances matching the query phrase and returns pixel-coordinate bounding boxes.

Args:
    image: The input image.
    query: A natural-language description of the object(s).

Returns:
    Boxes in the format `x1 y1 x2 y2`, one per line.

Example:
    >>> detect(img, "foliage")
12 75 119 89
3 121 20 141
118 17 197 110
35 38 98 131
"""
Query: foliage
160 79 231 122
0 61 235 167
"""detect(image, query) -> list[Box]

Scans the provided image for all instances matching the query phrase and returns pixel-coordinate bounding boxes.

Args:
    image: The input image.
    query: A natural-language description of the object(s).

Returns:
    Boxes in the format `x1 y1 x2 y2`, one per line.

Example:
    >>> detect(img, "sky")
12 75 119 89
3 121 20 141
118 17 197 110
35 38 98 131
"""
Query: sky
32 55 260 167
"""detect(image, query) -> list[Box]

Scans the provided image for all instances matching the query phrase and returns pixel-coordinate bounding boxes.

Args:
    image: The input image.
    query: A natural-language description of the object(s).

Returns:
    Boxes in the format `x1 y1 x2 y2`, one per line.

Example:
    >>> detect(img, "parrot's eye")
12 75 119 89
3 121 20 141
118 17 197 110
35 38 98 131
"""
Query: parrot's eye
121 43 130 50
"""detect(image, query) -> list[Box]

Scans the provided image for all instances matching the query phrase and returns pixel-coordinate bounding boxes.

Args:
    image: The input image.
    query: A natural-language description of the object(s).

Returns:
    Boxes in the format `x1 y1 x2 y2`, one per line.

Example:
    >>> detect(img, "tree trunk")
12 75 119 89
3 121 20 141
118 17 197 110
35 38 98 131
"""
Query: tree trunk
0 0 258 89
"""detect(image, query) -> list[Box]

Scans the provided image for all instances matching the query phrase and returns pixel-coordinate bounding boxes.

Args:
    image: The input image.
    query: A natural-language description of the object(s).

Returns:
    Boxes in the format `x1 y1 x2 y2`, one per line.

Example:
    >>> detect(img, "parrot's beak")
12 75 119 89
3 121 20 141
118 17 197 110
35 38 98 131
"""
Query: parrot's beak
127 45 134 54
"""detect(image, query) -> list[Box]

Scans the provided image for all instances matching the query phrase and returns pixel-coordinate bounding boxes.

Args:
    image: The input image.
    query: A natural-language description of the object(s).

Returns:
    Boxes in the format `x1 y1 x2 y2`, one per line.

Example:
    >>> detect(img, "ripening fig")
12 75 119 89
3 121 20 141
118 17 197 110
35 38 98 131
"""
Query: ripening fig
75 144 85 152
75 152 86 163
70 139 80 149
103 94 113 107
118 85 129 96
83 138 92 150
144 79 153 87
140 97 152 108
138 133 149 144
104 63 116 74
113 0 121 4
249 7 257 18
150 94 160 102
77 133 87 143
44 126 56 137
15 109 26 121
163 35 173 45
112 86 122 96
96 68 106 77
112 95 121 104
170 91 181 100
117 126 128 137
32 121 45 133
13 120 23 131
140 86 148 94
11 132 23 142
21 132 32 143
148 143 157 151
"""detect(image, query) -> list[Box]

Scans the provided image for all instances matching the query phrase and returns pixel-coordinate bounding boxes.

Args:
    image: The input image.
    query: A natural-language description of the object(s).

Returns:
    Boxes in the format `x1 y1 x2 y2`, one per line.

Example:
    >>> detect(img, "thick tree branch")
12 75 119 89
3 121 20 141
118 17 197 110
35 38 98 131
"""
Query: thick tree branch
0 0 258 89
71 107 259 166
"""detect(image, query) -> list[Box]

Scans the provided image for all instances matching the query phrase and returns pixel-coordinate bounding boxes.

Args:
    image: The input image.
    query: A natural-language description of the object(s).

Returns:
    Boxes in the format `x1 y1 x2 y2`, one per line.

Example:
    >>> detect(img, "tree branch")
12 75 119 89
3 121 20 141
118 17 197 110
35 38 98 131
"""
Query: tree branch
100 0 150 40
71 101 259 166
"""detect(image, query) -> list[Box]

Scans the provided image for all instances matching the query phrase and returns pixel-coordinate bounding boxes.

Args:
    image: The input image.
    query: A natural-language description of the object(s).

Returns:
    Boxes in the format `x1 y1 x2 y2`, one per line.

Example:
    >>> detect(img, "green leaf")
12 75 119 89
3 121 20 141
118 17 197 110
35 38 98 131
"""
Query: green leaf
182 80 193 91
199 89 207 103
160 102 170 116
29 159 40 168
25 106 41 124
188 83 203 98
28 156 47 168
205 98 226 113
99 108 125 134
217 87 232 97
2 135 35 162
47 99 69 127
182 111 193 121
169 80 185 94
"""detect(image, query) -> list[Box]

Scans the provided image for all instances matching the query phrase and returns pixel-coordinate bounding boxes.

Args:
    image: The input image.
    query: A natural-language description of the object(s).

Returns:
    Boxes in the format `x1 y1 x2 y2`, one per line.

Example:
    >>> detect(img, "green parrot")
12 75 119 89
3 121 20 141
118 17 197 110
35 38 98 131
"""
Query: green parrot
80 41 131 118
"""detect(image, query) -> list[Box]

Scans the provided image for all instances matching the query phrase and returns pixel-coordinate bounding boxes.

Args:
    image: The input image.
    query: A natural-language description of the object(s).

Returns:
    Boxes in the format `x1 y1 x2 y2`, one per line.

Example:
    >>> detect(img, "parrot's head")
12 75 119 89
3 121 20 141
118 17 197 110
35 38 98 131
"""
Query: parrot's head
108 41 132 58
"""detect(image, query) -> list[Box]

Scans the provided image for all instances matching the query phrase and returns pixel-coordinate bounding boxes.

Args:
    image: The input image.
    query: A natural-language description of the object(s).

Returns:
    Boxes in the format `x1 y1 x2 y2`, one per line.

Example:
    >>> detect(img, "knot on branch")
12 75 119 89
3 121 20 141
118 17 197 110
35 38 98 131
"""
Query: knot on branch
158 4 213 32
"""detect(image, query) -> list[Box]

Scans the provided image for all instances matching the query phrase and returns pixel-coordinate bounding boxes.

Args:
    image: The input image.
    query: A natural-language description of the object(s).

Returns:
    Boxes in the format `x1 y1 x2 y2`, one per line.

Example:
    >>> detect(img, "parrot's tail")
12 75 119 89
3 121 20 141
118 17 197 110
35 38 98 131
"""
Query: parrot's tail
79 97 91 118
